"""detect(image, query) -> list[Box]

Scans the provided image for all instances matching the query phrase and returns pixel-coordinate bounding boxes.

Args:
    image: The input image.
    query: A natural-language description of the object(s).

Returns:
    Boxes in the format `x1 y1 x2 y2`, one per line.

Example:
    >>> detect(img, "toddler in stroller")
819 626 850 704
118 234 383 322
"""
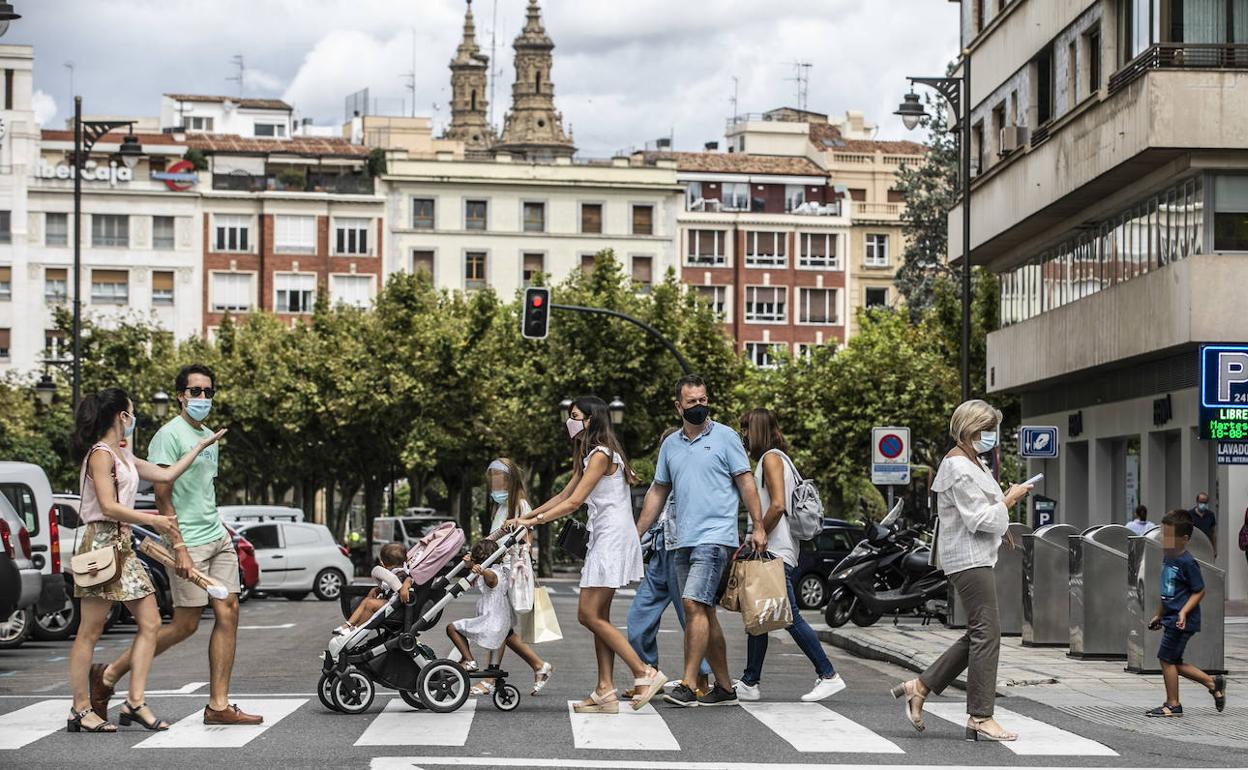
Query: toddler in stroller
318 522 529 715
334 543 408 636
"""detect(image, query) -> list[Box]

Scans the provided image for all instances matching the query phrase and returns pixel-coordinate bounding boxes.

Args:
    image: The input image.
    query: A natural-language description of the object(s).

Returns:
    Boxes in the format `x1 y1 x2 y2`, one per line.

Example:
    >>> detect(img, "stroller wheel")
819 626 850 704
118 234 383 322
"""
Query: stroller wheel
331 668 376 715
318 671 341 712
416 659 469 713
398 689 427 710
492 682 521 712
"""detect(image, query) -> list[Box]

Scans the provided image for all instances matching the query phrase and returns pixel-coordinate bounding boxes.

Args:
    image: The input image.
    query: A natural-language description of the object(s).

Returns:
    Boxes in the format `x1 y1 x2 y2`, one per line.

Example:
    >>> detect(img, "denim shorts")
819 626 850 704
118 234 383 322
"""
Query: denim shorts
1157 626 1195 665
673 544 730 607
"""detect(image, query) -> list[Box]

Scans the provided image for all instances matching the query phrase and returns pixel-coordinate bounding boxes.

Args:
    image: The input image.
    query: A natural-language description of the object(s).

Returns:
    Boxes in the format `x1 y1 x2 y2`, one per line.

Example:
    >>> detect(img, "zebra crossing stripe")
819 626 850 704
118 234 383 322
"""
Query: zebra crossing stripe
0 699 72 750
740 702 904 754
355 698 476 746
134 698 305 748
566 700 680 751
923 702 1119 756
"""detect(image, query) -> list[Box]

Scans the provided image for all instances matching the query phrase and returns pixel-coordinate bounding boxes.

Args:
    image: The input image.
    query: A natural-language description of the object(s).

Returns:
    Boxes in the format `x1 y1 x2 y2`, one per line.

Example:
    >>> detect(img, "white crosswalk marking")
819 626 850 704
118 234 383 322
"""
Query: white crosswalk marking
0 699 72 750
924 702 1118 756
355 698 477 746
134 698 305 749
566 700 680 751
740 702 904 754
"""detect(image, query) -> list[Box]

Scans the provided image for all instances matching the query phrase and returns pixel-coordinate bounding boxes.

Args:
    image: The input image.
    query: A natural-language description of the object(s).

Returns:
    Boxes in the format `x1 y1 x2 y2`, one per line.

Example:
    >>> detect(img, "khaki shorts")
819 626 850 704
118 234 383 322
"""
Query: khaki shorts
169 535 240 608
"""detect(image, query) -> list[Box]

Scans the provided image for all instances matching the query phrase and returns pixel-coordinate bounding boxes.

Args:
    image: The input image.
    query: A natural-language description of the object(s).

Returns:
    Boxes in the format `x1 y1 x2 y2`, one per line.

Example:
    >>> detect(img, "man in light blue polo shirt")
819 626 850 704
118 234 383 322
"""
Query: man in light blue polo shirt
636 374 766 708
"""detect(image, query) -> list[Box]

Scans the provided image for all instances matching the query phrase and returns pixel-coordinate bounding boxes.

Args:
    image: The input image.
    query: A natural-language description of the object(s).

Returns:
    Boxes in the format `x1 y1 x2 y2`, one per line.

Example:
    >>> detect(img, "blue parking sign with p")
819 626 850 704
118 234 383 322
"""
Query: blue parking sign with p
1020 426 1059 459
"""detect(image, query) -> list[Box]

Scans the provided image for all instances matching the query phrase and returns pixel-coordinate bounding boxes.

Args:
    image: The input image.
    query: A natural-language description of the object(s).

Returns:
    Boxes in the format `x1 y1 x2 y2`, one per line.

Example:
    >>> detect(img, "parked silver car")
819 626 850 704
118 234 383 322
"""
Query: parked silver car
0 493 42 648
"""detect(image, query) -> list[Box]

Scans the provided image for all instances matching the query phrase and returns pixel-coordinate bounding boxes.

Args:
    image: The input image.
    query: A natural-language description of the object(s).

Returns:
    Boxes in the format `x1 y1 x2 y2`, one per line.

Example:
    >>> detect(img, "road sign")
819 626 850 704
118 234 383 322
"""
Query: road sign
1199 344 1248 440
871 426 910 485
1033 495 1057 528
1020 426 1059 459
1217 441 1248 465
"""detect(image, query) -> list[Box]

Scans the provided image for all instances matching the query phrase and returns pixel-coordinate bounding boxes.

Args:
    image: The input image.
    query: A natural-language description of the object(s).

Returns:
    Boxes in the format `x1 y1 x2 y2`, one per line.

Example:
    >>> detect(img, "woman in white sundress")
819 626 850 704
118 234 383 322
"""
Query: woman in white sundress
516 396 667 715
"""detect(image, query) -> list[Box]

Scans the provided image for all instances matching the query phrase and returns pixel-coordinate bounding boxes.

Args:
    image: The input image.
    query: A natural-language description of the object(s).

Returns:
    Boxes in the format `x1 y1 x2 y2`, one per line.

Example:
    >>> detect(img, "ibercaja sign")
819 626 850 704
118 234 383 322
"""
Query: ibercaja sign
1199 344 1248 441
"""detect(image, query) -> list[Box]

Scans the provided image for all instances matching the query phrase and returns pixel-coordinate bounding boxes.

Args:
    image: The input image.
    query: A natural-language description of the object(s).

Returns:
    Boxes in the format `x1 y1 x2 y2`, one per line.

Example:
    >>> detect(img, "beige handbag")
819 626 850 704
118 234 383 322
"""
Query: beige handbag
70 450 125 589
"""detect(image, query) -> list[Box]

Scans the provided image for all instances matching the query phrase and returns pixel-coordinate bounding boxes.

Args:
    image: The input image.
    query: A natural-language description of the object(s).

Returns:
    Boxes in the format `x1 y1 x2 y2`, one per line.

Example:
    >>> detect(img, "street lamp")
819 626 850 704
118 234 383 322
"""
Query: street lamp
152 390 170 419
0 2 21 37
117 133 144 170
608 396 625 426
558 398 573 423
896 52 973 402
35 373 56 407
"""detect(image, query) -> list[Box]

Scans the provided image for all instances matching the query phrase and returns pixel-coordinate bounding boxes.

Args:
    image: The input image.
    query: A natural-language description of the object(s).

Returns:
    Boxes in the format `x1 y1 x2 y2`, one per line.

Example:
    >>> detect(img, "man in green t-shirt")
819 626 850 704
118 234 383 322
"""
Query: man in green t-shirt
95 365 262 726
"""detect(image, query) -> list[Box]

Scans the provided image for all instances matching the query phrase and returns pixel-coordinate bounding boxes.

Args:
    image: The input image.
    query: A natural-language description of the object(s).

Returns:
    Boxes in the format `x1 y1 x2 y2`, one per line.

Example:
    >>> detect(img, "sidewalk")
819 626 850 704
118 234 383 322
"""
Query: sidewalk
819 612 1248 749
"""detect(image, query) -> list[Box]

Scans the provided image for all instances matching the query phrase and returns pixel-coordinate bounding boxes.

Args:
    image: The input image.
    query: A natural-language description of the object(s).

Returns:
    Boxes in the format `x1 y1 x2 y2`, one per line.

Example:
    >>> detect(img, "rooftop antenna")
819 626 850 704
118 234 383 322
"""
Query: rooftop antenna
787 61 813 111
401 29 417 118
729 75 740 122
228 54 245 98
488 0 501 127
64 61 74 101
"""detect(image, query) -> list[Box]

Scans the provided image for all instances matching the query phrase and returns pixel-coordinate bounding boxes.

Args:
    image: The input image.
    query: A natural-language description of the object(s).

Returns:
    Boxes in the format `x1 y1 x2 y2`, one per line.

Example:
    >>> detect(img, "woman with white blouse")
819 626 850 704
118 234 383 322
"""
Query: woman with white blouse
890 400 1032 742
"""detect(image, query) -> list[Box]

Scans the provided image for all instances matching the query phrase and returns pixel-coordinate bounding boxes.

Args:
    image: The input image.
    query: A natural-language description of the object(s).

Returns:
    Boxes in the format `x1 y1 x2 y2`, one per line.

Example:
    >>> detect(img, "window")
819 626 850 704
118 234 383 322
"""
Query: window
865 287 889 308
848 188 867 202
254 123 286 138
1086 25 1102 95
580 253 596 275
412 198 435 229
330 274 373 308
335 218 370 256
0 266 9 301
887 189 906 203
283 525 319 546
744 286 787 323
0 328 8 360
795 343 820 362
1214 175 1248 251
243 524 279 550
745 231 787 267
91 214 128 247
275 273 316 313
45 213 68 246
784 185 806 213
685 181 705 210
151 271 174 306
152 216 175 250
523 201 546 233
865 234 890 266
991 103 1006 158
45 329 65 357
798 288 838 324
45 268 67 303
798 233 838 269
971 121 984 176
1035 44 1055 125
631 256 653 293
180 116 214 132
465 251 487 289
695 285 728 319
975 0 986 32
581 203 603 234
214 215 250 252
1067 39 1078 105
745 342 783 369
523 253 544 287
631 204 654 235
687 230 726 266
722 182 750 211
275 215 316 254
465 200 488 231
211 272 254 313
412 250 435 277
90 269 128 304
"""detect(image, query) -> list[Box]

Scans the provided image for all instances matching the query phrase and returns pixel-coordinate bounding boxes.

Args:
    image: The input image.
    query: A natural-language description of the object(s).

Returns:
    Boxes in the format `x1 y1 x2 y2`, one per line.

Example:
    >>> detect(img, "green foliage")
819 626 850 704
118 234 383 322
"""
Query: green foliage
183 148 208 171
895 92 958 319
366 147 387 178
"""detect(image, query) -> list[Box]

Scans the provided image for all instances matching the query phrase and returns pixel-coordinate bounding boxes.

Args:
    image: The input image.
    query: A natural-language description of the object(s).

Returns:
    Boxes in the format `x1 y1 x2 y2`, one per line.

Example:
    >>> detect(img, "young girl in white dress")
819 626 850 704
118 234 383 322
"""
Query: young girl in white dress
446 539 512 693
517 396 666 714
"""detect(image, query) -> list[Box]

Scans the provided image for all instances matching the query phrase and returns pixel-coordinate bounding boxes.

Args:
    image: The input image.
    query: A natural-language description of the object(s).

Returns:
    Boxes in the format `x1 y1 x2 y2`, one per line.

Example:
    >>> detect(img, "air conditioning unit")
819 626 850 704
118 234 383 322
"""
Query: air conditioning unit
999 125 1027 155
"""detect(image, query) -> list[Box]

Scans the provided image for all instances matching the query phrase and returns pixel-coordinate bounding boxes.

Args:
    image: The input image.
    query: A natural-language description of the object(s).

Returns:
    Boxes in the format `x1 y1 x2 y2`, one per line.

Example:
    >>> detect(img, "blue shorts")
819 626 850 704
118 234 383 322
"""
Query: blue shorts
1157 626 1195 665
673 544 730 606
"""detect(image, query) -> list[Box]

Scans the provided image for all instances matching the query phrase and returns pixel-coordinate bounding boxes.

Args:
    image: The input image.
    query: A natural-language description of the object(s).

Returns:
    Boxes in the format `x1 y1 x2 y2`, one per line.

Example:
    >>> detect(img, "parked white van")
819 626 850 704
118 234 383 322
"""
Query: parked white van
218 505 304 525
0 462 70 642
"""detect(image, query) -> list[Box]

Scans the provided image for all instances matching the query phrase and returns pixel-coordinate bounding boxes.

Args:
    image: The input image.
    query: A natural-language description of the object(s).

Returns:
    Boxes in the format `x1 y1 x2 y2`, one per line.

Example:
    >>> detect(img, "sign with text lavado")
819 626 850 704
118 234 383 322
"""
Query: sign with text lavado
871 426 910 486
34 159 133 186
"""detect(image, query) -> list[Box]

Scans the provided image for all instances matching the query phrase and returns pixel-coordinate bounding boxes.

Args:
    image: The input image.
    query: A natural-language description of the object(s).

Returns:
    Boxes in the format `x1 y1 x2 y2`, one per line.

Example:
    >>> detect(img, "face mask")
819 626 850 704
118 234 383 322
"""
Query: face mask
566 417 584 439
973 430 998 454
682 404 710 426
122 412 135 439
490 491 509 505
186 398 212 422
1197 503 1209 512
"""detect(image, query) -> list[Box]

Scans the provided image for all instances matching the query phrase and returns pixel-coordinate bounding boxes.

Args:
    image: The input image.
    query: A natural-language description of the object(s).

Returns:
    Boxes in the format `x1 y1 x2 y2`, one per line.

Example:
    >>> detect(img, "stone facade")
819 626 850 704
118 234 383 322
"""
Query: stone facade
443 0 497 153
493 0 575 160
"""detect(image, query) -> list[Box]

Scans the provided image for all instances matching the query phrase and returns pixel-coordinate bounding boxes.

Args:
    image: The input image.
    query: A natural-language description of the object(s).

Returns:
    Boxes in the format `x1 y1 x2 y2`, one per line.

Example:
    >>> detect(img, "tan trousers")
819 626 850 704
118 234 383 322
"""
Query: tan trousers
919 566 1000 718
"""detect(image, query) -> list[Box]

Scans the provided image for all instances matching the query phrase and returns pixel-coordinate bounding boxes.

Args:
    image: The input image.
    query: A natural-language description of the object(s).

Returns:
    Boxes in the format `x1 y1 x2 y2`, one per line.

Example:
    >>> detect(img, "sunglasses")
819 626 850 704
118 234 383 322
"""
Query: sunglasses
184 387 217 398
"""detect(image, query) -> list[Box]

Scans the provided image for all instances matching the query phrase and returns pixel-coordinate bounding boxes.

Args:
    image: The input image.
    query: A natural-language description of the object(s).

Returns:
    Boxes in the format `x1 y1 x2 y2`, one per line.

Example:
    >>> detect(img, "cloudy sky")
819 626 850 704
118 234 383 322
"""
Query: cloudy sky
17 0 960 156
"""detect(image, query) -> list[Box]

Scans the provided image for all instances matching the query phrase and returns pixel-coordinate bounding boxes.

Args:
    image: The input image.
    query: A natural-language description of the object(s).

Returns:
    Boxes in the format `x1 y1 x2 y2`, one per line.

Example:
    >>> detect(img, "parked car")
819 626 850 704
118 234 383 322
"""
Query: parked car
792 519 860 609
235 521 353 601
0 463 69 641
219 505 304 525
0 493 42 648
0 550 20 618
371 514 457 560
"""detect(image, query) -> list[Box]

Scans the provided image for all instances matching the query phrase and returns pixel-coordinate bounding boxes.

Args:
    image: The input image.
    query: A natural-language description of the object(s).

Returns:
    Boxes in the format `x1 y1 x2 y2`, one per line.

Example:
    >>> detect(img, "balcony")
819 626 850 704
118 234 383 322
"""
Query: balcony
1109 44 1248 94
686 198 842 216
853 202 903 221
212 171 375 195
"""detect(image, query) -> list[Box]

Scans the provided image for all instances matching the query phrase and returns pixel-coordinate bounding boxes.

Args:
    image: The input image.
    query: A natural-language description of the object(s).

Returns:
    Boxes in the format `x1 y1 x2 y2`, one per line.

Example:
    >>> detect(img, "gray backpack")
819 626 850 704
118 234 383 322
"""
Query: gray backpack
767 450 824 541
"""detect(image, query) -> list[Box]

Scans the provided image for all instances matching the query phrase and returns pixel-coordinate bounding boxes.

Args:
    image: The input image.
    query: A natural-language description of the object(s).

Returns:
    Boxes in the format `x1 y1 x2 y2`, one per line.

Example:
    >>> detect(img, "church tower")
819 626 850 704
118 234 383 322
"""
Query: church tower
444 0 496 152
495 0 575 160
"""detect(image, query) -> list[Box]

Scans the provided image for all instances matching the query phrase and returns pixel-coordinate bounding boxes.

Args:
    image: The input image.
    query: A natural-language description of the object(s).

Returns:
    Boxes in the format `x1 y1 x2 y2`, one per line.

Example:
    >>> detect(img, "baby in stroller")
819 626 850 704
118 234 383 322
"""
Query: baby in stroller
334 543 408 636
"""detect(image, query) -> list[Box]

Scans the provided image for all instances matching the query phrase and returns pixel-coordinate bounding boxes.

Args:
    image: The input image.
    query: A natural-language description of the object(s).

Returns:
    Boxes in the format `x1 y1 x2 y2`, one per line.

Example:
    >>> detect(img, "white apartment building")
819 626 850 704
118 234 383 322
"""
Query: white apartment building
160 94 294 139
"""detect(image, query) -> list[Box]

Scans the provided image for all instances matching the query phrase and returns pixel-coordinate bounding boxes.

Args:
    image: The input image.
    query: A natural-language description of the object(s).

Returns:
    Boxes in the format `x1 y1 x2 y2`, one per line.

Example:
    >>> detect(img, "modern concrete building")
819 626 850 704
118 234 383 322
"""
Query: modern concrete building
955 0 1248 600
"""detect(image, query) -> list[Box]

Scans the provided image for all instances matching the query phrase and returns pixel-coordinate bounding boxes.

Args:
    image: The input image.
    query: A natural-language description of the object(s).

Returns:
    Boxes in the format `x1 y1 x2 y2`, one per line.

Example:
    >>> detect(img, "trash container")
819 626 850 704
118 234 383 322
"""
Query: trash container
1068 524 1131 659
1022 523 1077 646
1126 527 1226 674
948 522 1031 634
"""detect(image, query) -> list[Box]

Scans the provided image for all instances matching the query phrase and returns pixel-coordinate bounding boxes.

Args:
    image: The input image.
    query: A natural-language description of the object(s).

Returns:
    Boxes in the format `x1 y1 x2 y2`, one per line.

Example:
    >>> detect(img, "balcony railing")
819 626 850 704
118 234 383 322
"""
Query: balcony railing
854 202 903 220
1109 43 1248 94
212 172 375 195
687 198 842 216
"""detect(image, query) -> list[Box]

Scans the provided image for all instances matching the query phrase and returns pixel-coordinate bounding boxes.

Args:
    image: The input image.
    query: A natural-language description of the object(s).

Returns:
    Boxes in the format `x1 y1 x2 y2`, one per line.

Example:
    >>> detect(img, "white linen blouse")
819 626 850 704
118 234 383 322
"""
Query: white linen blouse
930 454 1009 575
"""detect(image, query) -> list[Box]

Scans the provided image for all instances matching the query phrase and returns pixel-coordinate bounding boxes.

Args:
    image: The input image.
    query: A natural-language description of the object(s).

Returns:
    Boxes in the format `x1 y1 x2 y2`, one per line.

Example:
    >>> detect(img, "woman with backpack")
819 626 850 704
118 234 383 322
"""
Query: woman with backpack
732 408 847 703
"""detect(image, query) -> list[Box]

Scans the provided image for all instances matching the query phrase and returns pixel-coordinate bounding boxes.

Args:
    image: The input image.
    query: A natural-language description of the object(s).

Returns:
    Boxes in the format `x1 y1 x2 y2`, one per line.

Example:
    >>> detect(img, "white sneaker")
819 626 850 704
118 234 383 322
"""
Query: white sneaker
801 674 847 702
733 680 761 701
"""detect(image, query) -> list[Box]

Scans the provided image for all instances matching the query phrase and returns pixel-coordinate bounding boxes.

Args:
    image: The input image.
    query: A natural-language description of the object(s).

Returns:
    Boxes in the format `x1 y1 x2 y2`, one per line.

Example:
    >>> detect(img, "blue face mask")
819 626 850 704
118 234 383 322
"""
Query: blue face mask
122 412 135 438
973 430 998 454
186 398 212 422
490 491 509 505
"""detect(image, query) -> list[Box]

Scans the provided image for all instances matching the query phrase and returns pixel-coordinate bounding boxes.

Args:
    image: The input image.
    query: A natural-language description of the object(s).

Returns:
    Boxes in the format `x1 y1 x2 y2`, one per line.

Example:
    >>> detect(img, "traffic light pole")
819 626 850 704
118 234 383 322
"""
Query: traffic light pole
550 303 692 375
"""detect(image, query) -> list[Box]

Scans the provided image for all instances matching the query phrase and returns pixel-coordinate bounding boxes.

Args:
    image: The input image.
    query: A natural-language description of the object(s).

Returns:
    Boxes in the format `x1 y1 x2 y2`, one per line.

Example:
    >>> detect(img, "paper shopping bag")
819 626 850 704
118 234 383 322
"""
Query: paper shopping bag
719 554 748 612
519 586 562 644
739 555 792 636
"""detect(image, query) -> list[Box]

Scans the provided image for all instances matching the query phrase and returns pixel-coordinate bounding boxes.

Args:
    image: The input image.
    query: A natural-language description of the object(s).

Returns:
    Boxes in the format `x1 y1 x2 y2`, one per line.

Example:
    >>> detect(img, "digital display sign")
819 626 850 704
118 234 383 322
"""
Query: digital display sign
1199 344 1248 440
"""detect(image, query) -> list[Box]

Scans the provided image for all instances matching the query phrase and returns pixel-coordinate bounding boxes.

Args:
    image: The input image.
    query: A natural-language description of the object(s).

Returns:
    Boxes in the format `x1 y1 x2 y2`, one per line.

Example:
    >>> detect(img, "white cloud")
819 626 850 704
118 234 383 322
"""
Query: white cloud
31 90 57 127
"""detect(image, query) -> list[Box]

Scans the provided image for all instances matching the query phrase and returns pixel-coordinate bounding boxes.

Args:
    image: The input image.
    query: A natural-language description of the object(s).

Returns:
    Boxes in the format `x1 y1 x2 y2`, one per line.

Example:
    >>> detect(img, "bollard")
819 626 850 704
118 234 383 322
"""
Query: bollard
1022 523 1077 646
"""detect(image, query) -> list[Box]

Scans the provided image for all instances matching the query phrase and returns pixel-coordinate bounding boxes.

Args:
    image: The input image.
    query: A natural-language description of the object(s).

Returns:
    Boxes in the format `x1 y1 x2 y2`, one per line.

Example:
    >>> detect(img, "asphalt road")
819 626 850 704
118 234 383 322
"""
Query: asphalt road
0 580 1237 769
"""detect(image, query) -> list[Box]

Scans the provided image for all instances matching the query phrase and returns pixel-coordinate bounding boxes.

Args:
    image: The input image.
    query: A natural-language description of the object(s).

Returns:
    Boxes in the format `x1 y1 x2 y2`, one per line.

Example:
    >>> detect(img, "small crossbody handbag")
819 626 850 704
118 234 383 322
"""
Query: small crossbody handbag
70 451 125 589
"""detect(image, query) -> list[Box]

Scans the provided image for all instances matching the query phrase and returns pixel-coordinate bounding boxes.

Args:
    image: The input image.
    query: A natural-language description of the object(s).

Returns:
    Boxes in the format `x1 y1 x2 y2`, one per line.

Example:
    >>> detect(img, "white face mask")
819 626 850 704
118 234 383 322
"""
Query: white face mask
565 417 584 439
973 430 998 454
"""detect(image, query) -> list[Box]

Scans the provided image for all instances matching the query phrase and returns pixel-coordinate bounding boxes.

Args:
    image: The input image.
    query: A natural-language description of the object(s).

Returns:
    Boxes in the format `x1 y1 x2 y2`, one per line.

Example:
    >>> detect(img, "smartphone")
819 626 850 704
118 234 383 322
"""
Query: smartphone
1022 473 1044 487
1148 619 1162 631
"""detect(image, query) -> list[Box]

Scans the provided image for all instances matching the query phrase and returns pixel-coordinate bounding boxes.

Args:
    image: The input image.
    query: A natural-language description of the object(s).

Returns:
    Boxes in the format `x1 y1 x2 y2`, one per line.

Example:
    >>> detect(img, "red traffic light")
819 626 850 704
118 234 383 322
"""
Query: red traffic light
531 295 543 308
